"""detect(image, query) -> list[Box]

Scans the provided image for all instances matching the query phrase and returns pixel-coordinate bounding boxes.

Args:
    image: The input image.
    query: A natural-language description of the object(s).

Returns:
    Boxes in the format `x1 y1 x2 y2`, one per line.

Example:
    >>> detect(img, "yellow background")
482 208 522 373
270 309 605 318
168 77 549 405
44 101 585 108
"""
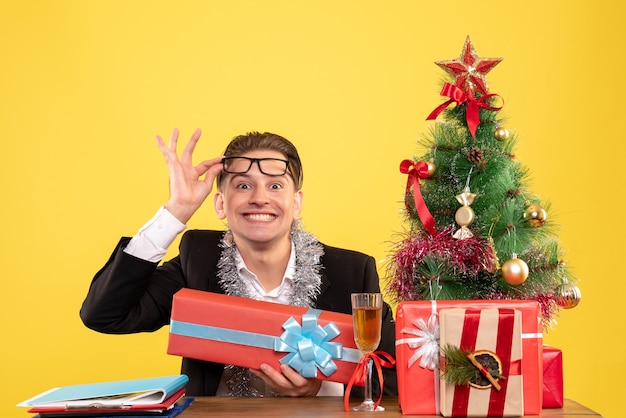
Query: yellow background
1 1 622 417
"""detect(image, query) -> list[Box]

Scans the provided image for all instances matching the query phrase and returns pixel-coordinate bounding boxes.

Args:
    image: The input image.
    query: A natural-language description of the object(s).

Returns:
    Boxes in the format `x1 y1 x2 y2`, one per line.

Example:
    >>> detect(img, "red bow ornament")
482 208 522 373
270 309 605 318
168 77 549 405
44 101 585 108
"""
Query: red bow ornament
400 160 437 236
426 83 502 138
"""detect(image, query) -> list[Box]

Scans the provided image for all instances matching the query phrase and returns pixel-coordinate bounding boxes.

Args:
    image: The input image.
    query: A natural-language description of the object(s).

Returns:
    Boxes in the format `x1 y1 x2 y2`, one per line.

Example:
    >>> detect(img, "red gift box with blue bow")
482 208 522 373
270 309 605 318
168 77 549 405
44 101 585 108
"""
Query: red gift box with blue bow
167 288 362 383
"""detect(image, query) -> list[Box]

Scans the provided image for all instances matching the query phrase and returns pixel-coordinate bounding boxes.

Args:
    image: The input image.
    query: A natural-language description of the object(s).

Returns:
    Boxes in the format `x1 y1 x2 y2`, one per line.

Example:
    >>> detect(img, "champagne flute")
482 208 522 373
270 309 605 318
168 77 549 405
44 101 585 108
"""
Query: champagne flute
351 293 384 412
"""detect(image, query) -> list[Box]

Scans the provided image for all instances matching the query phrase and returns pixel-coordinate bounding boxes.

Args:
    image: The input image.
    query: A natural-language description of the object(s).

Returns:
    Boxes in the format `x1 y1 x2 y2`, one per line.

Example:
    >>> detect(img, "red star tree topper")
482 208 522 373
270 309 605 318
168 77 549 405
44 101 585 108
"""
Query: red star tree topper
435 36 502 96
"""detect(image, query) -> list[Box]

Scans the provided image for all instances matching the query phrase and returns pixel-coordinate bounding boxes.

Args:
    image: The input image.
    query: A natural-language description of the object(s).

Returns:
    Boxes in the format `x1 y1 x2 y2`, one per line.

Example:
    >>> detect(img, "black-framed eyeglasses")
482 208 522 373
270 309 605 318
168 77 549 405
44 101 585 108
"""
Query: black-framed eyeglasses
221 157 290 177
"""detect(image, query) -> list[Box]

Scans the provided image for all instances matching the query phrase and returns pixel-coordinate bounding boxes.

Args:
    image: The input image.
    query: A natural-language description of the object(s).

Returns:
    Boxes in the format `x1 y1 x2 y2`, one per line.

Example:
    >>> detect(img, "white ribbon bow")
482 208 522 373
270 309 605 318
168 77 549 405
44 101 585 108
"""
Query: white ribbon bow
401 313 440 370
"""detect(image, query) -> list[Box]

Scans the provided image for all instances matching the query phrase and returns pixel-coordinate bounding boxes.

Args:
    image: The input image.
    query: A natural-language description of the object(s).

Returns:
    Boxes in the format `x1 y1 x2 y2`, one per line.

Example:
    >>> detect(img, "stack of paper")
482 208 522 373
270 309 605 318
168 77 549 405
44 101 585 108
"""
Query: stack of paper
17 375 192 417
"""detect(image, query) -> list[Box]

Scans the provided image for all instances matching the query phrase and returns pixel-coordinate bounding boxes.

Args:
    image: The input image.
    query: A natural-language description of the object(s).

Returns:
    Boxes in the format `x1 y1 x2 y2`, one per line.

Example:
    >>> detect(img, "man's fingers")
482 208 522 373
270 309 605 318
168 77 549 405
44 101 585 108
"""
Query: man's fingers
181 128 202 164
250 364 290 389
250 364 321 397
156 129 204 168
194 157 225 178
155 135 166 152
155 135 176 165
279 364 308 385
168 128 180 151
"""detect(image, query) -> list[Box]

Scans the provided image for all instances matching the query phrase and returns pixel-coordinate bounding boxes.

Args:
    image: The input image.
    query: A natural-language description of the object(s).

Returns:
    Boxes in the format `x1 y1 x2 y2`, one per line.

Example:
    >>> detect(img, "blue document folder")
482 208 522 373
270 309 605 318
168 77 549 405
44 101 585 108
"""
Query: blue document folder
30 397 194 418
18 375 189 409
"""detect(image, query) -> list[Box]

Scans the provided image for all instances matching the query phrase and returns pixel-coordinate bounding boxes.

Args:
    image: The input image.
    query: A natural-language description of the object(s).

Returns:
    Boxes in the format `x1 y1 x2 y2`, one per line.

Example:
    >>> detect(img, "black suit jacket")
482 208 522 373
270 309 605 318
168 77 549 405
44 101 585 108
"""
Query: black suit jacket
80 230 397 397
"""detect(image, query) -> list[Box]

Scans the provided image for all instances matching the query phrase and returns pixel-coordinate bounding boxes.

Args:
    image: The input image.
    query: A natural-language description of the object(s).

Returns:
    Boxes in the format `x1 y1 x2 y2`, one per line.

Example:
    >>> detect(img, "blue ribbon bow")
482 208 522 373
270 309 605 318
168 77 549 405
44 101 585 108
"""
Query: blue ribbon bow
274 309 344 378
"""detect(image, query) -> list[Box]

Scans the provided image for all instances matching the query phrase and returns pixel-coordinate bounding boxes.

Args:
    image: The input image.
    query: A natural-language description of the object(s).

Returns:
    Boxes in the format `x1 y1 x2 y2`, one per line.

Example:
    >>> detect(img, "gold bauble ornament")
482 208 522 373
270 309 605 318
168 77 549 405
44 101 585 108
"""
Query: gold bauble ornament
453 186 476 239
555 278 581 309
455 206 475 227
501 254 529 285
494 126 510 141
426 160 436 177
523 203 547 227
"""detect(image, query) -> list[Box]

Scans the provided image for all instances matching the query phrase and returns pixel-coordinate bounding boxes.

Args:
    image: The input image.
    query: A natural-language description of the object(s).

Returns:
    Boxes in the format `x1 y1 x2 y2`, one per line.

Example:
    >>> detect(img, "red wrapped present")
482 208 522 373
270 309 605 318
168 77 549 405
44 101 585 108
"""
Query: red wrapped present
542 345 564 408
439 308 524 417
395 300 543 415
167 288 362 384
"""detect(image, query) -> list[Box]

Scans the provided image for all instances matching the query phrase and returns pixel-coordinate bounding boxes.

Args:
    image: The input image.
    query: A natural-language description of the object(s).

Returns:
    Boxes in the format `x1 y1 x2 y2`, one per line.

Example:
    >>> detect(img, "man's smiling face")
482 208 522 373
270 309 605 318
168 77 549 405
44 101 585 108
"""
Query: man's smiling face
214 149 303 248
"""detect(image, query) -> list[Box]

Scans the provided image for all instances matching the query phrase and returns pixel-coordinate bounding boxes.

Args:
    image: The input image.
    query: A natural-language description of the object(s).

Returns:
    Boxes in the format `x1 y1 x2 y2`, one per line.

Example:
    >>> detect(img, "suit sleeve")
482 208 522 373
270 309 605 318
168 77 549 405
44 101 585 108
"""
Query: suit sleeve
79 237 188 334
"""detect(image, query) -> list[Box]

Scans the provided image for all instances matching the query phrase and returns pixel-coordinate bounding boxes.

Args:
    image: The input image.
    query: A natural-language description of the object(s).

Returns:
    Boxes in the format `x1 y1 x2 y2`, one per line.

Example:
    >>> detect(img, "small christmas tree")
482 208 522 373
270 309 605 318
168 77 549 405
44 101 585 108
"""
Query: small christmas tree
386 37 581 327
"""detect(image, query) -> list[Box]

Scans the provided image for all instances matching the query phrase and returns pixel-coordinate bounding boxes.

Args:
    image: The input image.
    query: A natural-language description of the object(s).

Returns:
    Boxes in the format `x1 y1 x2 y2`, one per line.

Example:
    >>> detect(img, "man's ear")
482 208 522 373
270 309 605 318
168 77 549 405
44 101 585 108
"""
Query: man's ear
293 190 304 220
214 192 227 219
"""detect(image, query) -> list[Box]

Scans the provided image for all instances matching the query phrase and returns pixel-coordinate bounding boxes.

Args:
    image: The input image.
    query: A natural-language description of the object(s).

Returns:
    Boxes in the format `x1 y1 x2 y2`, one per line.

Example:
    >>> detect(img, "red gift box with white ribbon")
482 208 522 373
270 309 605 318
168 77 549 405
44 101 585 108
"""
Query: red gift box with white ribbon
395 300 543 415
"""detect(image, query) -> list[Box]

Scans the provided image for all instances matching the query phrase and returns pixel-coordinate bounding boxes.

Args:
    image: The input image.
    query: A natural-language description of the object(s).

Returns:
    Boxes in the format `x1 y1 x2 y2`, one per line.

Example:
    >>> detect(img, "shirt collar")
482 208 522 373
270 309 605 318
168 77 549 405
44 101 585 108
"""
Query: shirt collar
234 243 296 297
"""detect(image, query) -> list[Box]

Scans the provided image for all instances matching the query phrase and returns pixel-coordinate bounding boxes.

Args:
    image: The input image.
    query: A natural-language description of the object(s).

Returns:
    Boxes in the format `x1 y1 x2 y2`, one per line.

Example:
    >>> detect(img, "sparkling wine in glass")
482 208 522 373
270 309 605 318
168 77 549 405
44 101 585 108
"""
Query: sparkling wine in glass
351 293 384 412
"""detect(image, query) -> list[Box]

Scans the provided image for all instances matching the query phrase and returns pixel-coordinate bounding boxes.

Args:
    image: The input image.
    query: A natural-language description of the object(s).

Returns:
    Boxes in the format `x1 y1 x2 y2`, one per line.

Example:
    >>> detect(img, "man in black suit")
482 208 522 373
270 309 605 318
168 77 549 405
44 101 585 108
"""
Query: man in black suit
80 129 397 398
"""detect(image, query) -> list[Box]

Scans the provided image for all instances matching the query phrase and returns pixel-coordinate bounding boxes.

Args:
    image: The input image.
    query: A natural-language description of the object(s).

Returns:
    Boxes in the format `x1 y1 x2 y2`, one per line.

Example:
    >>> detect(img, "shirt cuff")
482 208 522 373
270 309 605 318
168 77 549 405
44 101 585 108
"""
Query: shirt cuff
123 207 187 262
316 380 344 396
